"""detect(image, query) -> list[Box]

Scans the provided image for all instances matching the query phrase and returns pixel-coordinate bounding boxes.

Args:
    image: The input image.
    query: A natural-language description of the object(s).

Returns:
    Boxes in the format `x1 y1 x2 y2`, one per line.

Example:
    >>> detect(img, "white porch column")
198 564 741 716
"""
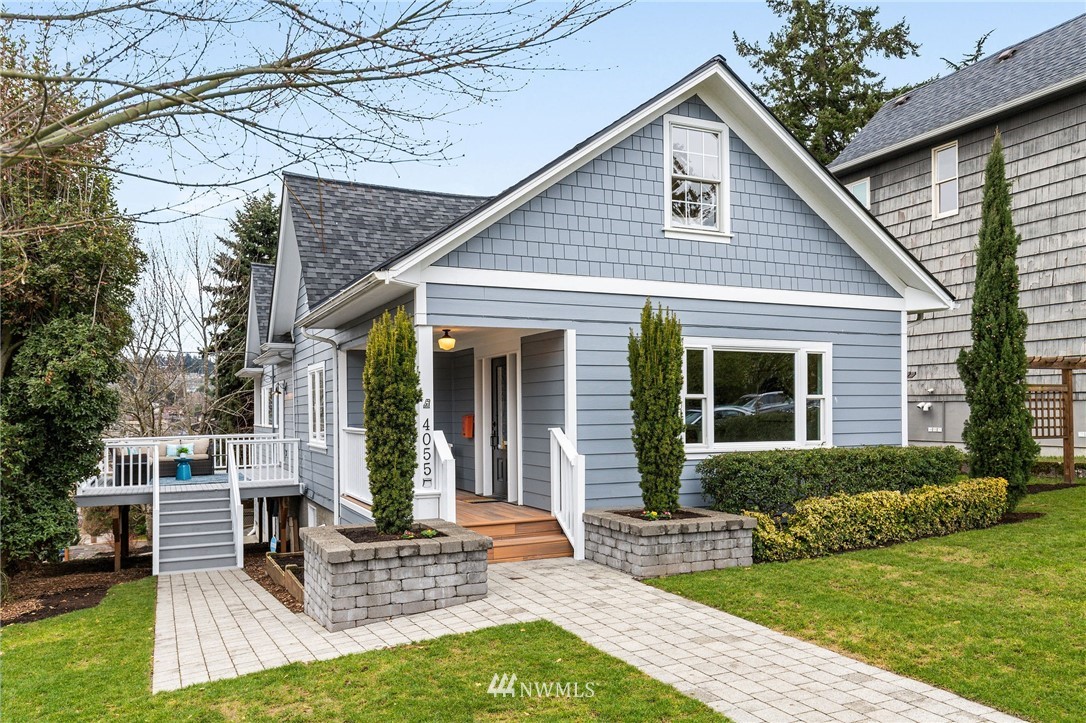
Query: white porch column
415 323 438 517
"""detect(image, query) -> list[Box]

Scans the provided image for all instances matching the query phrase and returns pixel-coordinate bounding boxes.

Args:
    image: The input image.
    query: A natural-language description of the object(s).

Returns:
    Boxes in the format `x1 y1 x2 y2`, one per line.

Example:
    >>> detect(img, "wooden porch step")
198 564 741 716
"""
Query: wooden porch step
463 515 563 541
488 532 573 563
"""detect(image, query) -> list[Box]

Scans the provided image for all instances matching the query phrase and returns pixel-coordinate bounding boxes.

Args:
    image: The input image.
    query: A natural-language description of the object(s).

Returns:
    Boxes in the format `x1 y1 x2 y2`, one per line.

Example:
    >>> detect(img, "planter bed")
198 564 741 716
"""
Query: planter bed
583 508 755 579
264 552 305 604
301 519 491 632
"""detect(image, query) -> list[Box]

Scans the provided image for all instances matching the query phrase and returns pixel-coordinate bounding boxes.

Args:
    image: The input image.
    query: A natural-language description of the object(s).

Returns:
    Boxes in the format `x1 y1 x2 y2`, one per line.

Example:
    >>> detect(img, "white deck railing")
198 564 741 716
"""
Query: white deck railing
549 427 585 560
226 438 299 486
341 427 370 503
150 454 162 575
95 442 161 489
98 433 278 475
433 430 456 523
226 445 244 567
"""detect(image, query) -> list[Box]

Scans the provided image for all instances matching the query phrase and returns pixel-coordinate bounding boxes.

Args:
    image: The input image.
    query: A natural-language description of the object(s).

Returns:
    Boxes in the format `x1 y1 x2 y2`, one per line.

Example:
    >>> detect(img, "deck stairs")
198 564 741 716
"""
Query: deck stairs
156 486 239 574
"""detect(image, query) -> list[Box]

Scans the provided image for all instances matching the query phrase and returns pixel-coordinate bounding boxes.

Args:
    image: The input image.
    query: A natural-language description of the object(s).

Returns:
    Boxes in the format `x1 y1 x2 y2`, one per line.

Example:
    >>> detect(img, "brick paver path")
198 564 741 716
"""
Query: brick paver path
154 559 1020 722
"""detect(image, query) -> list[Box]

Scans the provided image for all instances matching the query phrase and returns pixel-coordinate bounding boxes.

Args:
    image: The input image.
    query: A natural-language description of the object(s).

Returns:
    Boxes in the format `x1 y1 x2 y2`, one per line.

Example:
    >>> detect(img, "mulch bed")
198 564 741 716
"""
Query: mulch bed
338 524 444 544
2 549 152 625
613 509 708 521
1026 481 1082 494
242 543 303 613
999 512 1045 525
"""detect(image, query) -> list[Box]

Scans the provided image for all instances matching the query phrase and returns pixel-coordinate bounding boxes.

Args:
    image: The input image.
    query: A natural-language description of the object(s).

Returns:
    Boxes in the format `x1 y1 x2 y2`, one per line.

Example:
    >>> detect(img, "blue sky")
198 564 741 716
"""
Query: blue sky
113 1 1084 235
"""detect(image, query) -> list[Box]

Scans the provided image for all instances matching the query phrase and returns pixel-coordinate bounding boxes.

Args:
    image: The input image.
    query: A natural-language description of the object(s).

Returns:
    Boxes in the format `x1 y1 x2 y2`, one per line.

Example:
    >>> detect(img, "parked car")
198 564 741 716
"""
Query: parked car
735 391 794 414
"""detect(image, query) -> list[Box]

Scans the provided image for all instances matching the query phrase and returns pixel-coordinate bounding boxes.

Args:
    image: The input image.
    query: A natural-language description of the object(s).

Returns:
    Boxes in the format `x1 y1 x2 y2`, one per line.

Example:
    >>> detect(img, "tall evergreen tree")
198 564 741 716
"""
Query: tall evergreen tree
1 38 142 561
734 0 918 165
957 132 1038 511
628 300 686 514
203 193 278 432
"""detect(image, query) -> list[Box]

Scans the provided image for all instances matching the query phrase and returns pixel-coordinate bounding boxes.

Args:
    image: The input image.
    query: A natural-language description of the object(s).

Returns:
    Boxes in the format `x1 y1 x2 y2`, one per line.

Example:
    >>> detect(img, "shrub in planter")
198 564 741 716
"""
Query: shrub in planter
363 307 422 535
628 299 685 515
699 445 965 514
747 477 1007 562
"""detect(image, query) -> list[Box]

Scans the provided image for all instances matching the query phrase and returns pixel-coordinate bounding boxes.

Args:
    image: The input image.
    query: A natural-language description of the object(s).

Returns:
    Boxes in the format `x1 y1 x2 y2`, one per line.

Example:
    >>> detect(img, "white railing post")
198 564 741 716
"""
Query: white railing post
433 430 456 523
548 427 585 560
151 451 161 575
227 442 244 568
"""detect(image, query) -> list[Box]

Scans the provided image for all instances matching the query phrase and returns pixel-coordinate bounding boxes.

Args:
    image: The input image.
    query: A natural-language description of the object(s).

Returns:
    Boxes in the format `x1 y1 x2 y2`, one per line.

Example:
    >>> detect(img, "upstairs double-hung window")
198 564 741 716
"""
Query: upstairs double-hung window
308 363 326 446
664 115 730 239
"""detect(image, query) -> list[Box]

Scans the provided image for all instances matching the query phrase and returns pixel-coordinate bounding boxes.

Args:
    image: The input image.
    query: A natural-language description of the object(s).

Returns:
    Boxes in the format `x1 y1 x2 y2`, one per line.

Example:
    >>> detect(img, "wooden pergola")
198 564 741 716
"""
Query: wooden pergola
1027 355 1085 483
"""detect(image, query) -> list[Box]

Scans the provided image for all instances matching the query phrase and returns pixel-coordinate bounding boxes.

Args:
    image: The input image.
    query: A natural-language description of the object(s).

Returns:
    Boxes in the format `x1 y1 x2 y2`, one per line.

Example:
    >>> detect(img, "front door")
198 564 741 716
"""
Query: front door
491 356 508 499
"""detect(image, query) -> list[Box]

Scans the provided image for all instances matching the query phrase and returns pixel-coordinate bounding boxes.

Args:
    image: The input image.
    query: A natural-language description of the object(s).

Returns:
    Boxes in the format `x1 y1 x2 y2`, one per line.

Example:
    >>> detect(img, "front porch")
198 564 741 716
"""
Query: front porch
335 324 585 561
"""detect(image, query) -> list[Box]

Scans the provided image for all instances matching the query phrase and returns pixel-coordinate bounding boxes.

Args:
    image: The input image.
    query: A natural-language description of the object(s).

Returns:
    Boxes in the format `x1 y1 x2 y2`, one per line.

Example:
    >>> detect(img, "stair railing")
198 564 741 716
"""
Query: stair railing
433 430 456 523
548 427 585 560
151 453 161 575
227 441 244 568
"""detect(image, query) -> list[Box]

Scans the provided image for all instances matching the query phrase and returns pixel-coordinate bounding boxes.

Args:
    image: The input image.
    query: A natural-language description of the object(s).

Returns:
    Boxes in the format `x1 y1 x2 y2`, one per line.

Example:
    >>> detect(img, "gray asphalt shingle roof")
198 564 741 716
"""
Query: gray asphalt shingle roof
250 262 275 346
831 13 1086 169
284 173 490 307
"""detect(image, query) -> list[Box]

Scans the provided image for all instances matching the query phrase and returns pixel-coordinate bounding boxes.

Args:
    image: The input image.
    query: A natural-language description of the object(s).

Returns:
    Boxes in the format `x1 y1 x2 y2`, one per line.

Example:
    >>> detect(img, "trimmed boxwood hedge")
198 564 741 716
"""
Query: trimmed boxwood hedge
698 446 965 514
747 477 1007 562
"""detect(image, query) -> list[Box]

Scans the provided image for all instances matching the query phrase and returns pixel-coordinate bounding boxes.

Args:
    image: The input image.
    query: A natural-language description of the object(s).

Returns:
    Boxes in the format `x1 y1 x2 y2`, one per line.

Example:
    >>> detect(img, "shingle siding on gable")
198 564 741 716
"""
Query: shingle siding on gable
435 96 897 298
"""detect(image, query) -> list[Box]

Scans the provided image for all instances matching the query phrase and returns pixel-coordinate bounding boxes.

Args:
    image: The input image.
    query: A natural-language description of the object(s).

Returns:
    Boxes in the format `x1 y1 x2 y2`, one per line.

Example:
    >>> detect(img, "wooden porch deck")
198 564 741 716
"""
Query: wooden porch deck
456 491 572 563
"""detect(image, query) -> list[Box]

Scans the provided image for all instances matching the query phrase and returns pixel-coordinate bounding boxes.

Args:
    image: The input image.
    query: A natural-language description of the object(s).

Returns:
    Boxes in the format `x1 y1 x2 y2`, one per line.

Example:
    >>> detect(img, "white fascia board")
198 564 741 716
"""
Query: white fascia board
236 366 264 380
386 67 720 276
268 192 303 340
693 81 954 312
829 72 1086 175
297 270 418 329
422 267 907 312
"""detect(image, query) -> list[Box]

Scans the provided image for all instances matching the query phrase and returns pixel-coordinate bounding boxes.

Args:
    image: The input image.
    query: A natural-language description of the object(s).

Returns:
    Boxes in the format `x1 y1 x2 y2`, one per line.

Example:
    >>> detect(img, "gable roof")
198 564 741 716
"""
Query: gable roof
831 13 1086 172
283 173 488 308
250 262 275 345
295 56 955 328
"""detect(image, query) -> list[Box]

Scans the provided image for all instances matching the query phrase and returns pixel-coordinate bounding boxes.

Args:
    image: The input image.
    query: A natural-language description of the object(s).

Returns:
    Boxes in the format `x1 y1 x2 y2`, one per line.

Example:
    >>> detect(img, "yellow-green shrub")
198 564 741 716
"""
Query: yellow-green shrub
747 477 1007 562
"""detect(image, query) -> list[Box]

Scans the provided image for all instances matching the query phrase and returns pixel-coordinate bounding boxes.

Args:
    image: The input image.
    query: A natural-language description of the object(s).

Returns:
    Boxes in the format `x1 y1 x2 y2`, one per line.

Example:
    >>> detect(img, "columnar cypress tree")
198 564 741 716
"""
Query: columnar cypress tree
628 300 685 514
363 308 422 534
957 132 1038 511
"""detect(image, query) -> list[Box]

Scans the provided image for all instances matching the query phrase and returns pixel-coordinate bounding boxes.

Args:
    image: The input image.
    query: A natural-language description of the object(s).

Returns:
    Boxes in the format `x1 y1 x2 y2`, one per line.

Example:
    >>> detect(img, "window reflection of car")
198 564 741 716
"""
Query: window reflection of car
736 391 794 414
685 405 753 427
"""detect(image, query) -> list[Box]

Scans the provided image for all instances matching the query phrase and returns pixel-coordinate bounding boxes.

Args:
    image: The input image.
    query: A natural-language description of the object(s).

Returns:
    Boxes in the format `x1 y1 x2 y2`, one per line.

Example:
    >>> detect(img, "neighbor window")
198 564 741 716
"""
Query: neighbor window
683 339 830 451
307 363 326 446
664 115 729 238
932 141 959 217
846 177 871 209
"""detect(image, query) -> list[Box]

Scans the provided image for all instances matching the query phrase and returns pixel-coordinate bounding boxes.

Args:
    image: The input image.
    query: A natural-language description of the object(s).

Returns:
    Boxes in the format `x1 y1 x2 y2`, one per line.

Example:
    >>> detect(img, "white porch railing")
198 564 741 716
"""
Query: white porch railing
94 441 160 489
433 430 456 523
150 454 162 575
226 438 299 486
98 433 278 474
341 427 370 503
549 428 585 560
226 445 244 568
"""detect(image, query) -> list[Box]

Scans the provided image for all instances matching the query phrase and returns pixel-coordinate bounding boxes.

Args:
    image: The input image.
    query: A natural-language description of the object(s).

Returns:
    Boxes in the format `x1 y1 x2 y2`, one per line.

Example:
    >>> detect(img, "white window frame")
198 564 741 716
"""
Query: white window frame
663 114 732 242
682 337 833 456
307 362 327 448
260 376 275 428
846 177 871 209
931 141 959 219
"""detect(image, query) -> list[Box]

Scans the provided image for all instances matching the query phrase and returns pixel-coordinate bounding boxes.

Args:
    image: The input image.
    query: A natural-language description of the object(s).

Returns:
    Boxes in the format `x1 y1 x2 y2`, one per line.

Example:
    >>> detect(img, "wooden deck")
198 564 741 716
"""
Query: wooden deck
456 491 573 562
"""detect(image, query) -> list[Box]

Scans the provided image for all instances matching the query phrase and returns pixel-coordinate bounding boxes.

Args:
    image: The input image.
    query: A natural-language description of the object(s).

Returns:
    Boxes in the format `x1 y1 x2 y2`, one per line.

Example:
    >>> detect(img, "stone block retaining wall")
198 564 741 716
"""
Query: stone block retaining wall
583 508 756 578
301 520 492 632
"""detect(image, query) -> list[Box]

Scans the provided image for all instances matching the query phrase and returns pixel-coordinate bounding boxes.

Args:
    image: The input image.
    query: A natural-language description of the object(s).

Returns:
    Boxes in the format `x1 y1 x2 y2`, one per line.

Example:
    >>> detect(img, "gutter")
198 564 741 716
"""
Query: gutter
301 327 341 524
296 270 417 329
830 73 1086 174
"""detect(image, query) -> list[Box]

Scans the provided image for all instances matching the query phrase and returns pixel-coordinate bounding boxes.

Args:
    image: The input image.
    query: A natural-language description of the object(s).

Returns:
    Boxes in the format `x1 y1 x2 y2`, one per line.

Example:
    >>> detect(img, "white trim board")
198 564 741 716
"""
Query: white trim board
422 267 907 312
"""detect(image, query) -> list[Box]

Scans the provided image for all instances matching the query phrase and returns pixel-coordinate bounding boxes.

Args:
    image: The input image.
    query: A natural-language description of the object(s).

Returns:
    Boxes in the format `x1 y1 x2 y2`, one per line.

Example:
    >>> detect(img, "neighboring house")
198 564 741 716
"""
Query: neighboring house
244 56 953 560
831 14 1086 451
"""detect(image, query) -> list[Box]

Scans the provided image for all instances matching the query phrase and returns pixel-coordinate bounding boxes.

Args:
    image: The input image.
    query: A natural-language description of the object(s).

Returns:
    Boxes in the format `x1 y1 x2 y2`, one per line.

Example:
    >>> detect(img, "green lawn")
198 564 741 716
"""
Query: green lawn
2 577 720 722
651 485 1085 723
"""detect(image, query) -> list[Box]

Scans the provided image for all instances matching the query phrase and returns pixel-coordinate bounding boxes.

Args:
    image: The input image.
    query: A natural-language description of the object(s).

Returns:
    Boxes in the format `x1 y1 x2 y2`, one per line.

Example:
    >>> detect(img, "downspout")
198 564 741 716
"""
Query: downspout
302 328 341 524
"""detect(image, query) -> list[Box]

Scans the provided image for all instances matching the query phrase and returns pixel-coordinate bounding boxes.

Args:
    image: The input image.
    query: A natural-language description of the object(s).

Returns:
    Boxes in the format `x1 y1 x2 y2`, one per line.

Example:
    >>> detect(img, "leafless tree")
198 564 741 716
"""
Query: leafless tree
1 1 621 209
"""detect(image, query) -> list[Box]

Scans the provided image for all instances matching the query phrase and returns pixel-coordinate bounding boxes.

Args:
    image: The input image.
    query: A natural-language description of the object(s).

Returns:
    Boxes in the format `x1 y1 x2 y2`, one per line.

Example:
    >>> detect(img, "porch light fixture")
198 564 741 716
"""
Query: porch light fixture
272 381 287 397
438 329 456 351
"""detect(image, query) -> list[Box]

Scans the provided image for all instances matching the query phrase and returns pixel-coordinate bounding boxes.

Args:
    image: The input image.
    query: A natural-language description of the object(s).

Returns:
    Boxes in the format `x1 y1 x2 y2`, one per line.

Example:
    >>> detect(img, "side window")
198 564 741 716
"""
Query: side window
307 363 326 445
846 178 871 209
664 115 730 240
932 142 959 217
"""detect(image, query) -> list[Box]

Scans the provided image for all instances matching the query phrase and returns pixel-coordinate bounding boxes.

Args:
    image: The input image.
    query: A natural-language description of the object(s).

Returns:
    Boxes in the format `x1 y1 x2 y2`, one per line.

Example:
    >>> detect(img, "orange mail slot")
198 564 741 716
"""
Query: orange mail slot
461 414 474 439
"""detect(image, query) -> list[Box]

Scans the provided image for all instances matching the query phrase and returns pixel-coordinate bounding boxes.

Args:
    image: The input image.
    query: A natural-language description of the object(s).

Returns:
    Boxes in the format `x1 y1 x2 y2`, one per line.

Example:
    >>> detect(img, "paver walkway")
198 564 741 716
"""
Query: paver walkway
154 559 1020 722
